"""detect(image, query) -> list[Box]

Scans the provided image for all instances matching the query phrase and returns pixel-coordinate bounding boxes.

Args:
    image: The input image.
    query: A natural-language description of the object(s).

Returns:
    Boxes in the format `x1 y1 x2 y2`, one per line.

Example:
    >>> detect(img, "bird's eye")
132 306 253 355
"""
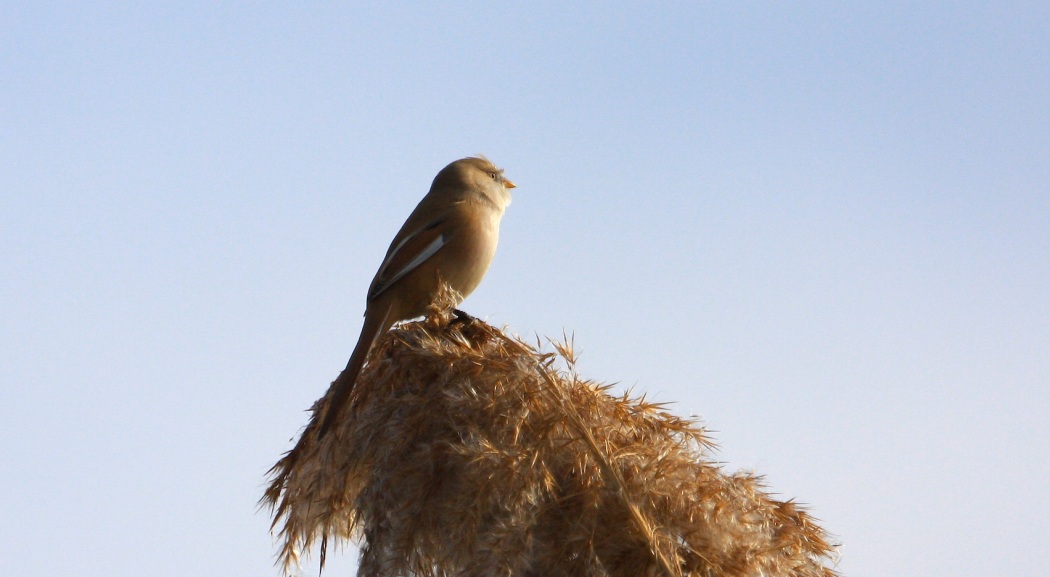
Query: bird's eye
489 172 498 180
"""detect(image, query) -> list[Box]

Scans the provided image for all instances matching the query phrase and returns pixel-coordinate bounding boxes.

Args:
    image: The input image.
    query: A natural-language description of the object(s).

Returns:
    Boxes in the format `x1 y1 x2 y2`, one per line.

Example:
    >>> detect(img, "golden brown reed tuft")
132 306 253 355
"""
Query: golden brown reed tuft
262 303 839 577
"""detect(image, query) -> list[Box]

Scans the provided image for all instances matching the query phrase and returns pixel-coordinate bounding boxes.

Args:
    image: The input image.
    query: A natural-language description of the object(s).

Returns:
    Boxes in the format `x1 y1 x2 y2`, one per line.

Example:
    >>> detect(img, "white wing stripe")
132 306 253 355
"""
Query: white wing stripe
371 234 446 300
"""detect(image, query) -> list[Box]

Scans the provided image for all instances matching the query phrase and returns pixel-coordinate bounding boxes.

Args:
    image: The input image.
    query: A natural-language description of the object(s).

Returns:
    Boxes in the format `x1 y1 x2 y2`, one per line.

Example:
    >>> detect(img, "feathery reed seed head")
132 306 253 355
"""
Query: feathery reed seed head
262 301 837 577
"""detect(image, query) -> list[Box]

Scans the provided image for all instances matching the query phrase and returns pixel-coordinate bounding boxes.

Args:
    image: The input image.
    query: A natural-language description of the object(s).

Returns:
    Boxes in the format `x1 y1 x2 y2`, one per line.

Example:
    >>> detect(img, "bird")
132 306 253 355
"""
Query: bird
317 156 516 436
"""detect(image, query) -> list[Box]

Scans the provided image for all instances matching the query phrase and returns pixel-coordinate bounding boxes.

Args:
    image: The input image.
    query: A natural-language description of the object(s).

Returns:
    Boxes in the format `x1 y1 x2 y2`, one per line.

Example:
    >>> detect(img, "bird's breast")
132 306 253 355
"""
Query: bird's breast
440 212 500 297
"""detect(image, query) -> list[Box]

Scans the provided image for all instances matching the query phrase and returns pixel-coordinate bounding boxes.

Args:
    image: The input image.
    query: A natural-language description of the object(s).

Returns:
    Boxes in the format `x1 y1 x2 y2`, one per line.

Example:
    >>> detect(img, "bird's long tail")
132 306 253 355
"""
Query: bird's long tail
317 307 392 437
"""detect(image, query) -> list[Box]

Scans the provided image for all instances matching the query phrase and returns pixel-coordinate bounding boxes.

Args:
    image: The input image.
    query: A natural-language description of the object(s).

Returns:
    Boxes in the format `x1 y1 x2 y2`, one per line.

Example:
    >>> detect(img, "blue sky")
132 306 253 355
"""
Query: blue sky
2 3 1048 576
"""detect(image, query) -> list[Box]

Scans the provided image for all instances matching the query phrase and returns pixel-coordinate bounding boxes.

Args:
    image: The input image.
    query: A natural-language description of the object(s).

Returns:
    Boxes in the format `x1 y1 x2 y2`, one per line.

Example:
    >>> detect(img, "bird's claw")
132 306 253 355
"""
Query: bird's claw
451 308 476 325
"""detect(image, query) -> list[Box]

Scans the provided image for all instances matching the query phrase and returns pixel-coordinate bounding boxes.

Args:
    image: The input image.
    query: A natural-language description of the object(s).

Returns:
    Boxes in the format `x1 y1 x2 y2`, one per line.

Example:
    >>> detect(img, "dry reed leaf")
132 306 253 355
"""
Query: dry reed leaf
262 303 839 577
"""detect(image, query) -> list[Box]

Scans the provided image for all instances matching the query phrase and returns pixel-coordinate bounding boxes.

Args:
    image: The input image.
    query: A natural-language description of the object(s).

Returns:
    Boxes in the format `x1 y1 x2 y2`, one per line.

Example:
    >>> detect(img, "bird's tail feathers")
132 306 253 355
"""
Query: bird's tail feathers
317 307 392 437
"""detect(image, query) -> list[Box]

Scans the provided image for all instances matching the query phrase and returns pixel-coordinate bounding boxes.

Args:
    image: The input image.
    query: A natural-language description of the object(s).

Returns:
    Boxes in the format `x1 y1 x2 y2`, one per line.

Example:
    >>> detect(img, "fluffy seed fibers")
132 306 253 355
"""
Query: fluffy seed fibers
262 312 838 577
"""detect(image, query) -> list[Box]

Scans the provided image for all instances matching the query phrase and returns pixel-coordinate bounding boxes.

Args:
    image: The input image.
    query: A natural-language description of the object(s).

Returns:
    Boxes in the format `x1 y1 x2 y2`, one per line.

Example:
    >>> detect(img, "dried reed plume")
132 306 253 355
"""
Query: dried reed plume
262 299 838 577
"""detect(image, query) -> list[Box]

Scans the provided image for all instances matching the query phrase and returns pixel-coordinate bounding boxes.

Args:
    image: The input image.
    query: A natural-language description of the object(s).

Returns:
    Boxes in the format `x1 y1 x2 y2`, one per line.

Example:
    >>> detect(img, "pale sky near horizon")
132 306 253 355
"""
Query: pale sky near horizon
2 3 1048 576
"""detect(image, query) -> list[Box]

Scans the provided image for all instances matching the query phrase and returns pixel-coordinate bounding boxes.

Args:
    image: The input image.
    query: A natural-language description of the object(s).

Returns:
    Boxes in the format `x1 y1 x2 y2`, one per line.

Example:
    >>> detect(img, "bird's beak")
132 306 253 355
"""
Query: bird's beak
504 179 516 189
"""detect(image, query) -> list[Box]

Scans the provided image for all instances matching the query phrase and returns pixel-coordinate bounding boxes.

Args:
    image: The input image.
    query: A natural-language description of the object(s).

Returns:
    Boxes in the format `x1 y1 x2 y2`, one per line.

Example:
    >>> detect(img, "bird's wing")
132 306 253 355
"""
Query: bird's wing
367 215 457 302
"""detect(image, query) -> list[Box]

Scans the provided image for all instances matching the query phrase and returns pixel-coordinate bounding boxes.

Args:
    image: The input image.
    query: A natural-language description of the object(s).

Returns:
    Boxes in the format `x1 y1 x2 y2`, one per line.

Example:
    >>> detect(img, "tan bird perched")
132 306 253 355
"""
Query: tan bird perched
317 156 515 436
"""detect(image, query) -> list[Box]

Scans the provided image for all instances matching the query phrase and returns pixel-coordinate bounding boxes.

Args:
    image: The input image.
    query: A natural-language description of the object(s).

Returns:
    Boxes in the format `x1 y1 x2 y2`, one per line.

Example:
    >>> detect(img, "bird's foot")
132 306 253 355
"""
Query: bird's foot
451 308 476 325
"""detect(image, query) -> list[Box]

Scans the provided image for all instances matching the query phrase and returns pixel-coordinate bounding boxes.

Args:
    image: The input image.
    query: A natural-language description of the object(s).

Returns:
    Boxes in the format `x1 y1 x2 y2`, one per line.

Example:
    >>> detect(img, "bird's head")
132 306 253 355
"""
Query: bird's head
434 156 516 209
